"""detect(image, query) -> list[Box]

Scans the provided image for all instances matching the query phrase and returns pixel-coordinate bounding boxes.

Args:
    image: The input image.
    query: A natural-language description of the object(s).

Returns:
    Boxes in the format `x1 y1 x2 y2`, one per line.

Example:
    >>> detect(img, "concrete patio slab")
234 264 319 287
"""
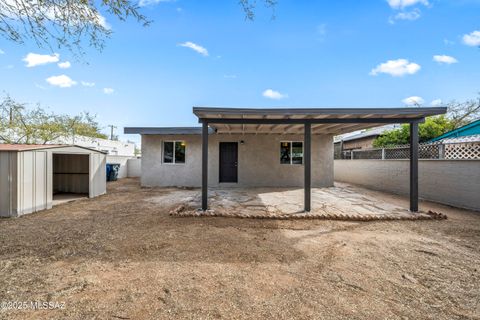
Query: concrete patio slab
168 183 446 221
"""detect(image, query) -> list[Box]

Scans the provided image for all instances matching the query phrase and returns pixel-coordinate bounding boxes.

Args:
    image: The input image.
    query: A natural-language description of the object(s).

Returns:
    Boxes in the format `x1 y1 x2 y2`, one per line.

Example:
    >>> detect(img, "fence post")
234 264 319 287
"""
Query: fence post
381 148 385 160
438 143 445 159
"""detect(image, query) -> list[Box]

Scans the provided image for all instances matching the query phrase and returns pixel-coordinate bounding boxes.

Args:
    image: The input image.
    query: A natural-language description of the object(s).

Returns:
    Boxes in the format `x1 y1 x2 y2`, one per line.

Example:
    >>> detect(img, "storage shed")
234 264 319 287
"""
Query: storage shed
0 144 107 217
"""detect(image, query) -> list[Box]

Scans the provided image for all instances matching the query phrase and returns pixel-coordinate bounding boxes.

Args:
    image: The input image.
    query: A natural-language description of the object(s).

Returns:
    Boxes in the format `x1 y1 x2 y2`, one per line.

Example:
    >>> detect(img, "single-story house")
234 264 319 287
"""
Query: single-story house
0 144 106 217
334 125 397 150
125 106 447 212
333 125 398 158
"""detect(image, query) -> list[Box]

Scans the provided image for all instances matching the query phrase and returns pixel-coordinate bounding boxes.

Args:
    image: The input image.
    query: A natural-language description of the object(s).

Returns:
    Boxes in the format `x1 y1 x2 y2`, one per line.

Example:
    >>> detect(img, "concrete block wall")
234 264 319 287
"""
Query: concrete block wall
127 158 141 177
106 155 131 179
334 160 480 211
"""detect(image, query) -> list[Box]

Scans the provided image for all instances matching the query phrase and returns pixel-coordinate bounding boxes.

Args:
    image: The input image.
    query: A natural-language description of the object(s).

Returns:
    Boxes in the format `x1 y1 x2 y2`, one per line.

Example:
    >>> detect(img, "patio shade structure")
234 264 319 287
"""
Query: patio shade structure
193 107 447 213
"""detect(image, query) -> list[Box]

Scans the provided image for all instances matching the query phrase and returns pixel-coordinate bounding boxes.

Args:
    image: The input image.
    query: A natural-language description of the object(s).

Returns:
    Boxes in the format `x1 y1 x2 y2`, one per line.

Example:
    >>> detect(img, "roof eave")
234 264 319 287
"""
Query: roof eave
193 106 448 118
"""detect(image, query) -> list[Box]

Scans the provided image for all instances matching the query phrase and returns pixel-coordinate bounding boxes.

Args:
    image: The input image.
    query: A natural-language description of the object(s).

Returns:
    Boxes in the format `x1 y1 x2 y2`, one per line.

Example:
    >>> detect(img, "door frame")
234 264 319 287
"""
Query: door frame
219 142 238 183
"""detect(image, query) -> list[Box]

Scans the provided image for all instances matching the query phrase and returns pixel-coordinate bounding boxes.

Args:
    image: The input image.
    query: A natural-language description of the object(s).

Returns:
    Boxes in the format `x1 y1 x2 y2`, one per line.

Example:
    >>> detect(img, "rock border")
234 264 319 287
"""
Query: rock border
169 205 447 221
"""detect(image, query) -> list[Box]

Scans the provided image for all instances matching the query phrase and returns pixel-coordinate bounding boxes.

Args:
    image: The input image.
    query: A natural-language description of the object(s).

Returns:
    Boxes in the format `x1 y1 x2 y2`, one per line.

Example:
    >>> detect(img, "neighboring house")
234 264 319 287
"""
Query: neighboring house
429 119 480 142
334 125 398 151
125 106 446 212
0 144 106 217
55 135 136 156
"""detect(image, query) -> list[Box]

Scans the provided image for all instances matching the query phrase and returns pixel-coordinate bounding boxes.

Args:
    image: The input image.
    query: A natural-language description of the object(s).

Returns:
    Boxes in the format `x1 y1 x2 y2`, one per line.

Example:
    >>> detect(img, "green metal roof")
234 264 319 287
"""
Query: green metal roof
430 119 480 142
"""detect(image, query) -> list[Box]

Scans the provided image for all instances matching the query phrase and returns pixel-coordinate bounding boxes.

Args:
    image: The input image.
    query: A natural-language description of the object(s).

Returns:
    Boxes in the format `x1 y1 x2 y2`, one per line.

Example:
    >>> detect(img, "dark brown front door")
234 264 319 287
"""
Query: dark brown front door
219 142 238 183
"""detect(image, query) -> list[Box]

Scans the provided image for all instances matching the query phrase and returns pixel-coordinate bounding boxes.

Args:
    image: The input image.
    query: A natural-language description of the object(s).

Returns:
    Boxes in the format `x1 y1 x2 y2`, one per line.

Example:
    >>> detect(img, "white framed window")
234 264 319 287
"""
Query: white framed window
280 141 303 165
163 141 186 164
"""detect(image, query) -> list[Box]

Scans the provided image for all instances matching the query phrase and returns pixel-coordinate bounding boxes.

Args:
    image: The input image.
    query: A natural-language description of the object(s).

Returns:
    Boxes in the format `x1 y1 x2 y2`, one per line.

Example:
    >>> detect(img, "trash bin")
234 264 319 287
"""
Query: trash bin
106 163 121 181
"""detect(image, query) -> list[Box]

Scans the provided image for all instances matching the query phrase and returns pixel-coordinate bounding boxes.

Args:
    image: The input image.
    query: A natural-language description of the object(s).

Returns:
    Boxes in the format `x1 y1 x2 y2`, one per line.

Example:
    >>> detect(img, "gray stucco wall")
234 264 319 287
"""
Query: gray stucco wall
141 133 334 188
334 160 480 211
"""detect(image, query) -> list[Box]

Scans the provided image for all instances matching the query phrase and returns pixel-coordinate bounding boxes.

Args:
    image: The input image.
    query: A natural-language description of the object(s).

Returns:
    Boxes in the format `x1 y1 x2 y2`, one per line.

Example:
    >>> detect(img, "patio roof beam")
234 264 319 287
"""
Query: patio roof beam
198 117 425 125
202 121 209 211
304 122 311 212
410 122 419 212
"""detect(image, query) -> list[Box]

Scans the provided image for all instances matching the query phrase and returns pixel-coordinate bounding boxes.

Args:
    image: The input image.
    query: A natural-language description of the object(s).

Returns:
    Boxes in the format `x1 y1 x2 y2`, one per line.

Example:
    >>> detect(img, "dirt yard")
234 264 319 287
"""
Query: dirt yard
0 178 479 320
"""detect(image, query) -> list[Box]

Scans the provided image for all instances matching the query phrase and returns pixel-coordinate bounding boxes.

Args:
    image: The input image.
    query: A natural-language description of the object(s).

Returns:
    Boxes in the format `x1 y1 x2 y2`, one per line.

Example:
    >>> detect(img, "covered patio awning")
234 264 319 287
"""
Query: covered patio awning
193 106 447 214
193 107 447 135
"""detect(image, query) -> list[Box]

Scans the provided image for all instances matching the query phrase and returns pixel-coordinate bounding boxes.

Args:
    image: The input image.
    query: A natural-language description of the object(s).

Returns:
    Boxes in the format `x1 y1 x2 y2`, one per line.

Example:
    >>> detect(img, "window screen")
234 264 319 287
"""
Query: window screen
280 141 303 164
164 141 185 164
163 142 174 163
175 141 186 163
280 142 291 164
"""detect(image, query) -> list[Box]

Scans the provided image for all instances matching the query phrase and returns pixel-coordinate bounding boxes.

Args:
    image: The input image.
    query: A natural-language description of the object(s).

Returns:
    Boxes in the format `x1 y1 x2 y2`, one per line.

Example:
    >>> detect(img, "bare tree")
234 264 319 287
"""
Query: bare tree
1 1 277 55
445 94 480 129
0 94 107 144
0 0 149 55
239 0 277 20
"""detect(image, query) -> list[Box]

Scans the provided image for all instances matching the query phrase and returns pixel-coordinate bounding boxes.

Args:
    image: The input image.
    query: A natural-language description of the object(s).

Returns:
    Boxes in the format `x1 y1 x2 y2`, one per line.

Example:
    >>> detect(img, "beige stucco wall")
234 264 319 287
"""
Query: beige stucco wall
141 133 334 188
334 160 480 211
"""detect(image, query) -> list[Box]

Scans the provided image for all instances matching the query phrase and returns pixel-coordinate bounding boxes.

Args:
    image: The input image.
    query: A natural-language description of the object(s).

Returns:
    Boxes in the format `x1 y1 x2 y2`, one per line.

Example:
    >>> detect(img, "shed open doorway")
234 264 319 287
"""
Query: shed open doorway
52 153 90 206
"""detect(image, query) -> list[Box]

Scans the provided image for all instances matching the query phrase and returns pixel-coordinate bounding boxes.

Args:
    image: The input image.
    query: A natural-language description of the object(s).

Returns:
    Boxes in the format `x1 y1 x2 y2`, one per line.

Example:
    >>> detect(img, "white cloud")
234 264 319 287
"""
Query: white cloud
390 9 421 22
433 55 458 64
370 59 421 77
34 83 47 90
178 41 209 56
23 52 60 67
431 99 442 106
139 0 174 7
0 49 4 54
224 74 237 79
103 87 114 94
402 96 425 106
46 75 77 88
443 38 455 46
57 61 71 69
387 0 429 9
462 30 480 47
81 81 95 87
262 89 288 100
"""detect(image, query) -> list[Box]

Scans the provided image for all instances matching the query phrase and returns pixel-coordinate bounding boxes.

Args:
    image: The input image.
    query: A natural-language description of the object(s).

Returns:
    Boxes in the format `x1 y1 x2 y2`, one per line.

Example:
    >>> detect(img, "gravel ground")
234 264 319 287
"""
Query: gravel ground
0 178 479 320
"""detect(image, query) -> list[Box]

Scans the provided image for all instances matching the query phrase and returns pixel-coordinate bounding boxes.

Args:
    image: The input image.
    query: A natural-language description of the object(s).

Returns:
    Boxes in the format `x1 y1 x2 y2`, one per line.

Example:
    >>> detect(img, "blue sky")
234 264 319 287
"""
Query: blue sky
0 0 479 143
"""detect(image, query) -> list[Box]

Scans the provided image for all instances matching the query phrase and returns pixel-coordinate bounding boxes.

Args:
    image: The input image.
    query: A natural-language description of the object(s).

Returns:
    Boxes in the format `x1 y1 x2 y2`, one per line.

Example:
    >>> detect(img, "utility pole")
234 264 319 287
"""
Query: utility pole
108 125 117 140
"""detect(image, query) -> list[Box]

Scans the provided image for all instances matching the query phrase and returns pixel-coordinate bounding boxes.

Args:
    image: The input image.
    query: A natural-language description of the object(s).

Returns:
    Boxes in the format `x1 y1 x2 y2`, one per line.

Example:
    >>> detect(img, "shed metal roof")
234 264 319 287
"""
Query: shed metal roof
0 144 107 153
0 144 64 151
193 107 447 135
